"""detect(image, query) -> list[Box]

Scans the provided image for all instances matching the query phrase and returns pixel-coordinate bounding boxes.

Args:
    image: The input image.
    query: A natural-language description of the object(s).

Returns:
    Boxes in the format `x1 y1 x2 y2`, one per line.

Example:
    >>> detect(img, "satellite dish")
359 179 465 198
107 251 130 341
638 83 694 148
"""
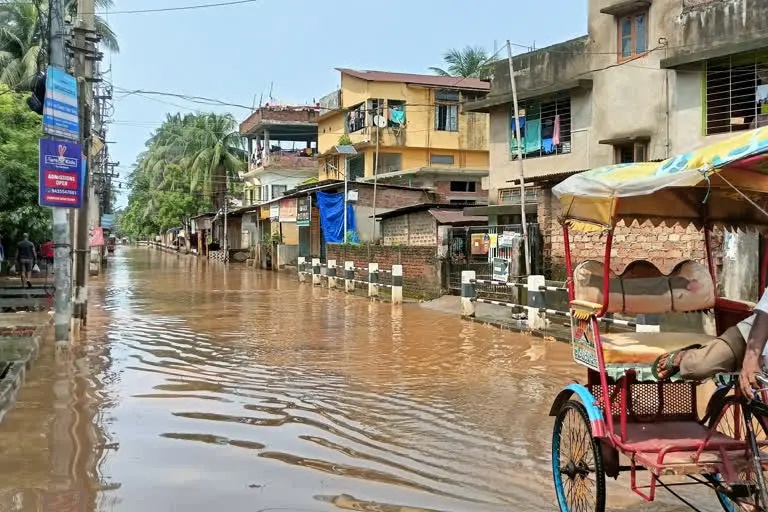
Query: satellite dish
373 114 387 129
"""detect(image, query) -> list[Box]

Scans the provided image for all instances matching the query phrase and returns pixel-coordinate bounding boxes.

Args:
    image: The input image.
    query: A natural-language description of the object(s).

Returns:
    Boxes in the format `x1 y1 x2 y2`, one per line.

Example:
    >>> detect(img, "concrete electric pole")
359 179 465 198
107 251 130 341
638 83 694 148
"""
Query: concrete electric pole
71 0 99 331
48 0 73 345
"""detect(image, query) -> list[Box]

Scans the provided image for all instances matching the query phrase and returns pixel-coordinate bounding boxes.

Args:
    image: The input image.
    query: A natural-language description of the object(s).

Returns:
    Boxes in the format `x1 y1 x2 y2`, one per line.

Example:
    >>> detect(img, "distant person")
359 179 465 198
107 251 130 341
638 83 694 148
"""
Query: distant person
17 233 36 288
41 239 53 275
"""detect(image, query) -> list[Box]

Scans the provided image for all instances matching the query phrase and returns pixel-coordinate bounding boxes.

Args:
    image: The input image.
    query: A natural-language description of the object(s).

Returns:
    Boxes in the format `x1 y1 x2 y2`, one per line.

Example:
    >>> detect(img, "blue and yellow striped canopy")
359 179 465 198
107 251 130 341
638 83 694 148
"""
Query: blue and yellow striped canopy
553 126 768 231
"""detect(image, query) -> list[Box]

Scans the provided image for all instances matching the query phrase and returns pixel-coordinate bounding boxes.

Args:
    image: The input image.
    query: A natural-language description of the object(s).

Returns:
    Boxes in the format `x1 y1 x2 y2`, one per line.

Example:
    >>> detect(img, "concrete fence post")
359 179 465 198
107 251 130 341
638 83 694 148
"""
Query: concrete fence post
312 258 321 286
391 264 403 305
461 270 476 317
297 256 306 283
344 261 355 292
527 275 548 331
636 314 661 333
368 262 379 298
327 259 337 289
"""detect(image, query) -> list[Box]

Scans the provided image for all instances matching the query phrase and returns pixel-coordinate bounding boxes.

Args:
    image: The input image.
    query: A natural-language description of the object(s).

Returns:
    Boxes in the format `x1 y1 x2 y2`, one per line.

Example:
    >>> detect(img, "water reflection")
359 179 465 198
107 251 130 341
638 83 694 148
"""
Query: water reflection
0 248 705 511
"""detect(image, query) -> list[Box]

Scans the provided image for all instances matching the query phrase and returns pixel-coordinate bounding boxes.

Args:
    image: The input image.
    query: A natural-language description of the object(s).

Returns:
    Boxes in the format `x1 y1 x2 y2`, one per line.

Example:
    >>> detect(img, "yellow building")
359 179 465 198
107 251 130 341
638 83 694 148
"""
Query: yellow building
316 69 491 203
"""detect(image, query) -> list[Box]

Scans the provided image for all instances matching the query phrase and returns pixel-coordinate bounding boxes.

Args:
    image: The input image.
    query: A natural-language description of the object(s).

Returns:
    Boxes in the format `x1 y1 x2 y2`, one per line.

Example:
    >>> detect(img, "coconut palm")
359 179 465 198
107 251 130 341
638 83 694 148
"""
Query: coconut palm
141 112 246 210
180 113 246 210
0 1 45 89
429 46 492 79
0 0 118 90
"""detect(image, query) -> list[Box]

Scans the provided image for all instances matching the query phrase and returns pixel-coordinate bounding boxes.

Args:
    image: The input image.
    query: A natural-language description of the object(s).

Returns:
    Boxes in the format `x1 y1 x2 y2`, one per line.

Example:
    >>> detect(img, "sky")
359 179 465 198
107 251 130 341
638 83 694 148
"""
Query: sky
106 0 588 208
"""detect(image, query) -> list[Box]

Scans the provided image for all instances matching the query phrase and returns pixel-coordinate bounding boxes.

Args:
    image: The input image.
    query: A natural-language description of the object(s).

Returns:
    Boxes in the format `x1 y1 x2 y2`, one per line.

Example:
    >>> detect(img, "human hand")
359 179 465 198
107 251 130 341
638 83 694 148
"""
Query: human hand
740 355 763 399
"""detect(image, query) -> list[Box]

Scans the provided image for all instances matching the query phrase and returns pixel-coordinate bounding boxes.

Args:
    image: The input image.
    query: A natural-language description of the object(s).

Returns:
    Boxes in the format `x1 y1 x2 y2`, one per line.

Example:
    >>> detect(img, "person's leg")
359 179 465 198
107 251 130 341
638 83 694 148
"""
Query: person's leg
22 260 32 287
655 326 745 381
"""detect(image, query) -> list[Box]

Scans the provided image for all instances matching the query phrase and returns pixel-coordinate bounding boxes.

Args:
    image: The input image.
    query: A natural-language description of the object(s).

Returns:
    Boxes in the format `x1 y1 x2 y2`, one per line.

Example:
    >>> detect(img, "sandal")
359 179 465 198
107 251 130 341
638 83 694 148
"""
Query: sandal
651 344 702 381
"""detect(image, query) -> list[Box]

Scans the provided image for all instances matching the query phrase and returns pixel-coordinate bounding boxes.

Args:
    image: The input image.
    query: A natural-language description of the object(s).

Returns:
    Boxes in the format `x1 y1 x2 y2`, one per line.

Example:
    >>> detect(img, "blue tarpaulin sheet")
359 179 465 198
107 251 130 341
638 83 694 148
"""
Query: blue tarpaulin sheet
315 191 357 243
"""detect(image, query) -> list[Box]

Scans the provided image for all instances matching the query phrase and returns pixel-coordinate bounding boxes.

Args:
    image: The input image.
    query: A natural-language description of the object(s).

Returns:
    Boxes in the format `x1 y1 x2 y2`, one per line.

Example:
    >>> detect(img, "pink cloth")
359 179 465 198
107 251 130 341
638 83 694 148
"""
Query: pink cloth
553 115 561 146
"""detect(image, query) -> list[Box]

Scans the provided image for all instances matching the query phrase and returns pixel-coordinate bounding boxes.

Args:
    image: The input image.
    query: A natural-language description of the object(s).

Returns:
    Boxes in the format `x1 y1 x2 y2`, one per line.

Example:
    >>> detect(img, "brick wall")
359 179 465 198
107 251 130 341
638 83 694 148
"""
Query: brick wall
537 187 723 279
239 107 318 134
381 215 409 245
326 244 441 298
381 211 438 246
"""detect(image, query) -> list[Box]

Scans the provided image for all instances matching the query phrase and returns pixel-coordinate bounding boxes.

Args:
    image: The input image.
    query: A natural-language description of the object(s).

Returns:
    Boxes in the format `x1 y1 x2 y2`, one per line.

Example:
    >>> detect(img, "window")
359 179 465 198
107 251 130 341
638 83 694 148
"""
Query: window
614 142 647 164
271 184 288 199
449 181 477 192
378 153 402 174
387 100 406 127
435 90 459 131
509 94 572 160
430 154 455 166
323 155 340 178
499 187 539 204
367 98 385 126
618 11 648 61
346 103 366 133
450 199 477 205
347 154 365 180
705 50 768 135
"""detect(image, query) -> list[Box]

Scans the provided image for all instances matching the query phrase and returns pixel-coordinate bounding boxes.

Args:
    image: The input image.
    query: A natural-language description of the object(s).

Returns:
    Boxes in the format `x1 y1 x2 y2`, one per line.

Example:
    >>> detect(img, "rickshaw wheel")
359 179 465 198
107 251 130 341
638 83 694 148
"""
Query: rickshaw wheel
707 395 768 511
552 399 606 512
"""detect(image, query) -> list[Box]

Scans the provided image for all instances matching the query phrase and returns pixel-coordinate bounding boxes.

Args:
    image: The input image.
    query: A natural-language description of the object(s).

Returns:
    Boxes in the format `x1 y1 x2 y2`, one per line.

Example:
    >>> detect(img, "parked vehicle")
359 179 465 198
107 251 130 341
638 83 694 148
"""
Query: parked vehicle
549 126 768 511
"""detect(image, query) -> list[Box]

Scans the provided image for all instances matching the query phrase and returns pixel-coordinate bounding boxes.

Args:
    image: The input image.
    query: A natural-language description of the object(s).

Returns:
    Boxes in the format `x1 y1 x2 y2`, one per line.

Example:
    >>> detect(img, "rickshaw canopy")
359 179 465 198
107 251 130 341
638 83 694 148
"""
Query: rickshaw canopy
552 127 768 231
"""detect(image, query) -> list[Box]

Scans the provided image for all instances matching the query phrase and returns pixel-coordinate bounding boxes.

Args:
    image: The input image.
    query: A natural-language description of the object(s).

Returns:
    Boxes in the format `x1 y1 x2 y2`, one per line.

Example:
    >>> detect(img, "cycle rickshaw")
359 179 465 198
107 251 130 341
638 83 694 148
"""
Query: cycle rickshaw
549 126 768 511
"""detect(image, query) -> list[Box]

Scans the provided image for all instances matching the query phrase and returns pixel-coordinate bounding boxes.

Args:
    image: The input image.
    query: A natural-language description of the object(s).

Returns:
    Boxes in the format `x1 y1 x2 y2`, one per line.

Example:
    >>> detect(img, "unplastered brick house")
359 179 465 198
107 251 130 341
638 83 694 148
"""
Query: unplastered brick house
464 0 767 299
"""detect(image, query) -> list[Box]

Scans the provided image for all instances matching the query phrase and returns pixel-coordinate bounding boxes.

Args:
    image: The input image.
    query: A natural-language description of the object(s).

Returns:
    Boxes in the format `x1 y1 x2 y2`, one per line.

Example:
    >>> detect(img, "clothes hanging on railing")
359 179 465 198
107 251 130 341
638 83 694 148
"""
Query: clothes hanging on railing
524 119 542 154
391 107 405 125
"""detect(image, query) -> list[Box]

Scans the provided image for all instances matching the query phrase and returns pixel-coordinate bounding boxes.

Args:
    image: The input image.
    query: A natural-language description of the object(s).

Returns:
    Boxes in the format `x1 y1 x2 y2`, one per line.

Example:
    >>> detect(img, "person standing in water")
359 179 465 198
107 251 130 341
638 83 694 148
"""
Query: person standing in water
16 233 36 288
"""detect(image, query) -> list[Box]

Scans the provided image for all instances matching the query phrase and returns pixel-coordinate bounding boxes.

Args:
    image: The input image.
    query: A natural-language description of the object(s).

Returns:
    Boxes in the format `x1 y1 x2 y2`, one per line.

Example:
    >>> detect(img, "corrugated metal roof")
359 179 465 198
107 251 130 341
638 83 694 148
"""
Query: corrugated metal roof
428 209 487 224
337 68 491 91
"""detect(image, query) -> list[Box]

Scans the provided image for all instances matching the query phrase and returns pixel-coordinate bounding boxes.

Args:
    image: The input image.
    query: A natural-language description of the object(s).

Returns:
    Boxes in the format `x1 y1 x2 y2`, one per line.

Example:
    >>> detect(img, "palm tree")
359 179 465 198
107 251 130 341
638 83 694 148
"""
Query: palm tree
141 113 246 210
180 113 246 210
0 1 45 89
429 46 492 79
0 0 118 90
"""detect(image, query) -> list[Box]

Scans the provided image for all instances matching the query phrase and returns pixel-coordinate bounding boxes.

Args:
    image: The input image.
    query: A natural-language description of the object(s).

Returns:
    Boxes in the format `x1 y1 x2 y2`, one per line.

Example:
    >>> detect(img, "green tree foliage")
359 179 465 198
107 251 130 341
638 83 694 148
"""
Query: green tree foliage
428 46 492 79
0 0 118 90
0 85 51 243
119 112 246 238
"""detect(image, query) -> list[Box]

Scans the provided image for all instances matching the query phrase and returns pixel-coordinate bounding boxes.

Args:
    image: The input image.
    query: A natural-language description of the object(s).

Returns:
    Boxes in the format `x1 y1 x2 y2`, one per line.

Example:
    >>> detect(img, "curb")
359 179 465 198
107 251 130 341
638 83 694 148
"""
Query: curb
0 317 52 424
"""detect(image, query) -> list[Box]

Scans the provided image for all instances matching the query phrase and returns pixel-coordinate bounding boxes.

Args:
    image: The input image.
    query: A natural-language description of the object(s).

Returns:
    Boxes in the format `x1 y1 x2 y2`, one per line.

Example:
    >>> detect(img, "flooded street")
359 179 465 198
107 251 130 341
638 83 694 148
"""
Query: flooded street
0 248 714 511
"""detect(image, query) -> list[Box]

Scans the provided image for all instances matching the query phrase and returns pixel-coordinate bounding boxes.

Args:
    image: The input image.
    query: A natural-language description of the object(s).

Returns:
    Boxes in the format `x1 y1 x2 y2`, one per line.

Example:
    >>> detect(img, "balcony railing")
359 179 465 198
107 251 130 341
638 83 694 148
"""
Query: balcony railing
249 152 318 173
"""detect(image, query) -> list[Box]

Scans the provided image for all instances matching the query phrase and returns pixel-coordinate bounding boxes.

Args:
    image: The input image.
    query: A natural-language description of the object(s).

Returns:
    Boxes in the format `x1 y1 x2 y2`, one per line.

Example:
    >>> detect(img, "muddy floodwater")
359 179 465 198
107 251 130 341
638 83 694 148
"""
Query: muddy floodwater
0 249 716 511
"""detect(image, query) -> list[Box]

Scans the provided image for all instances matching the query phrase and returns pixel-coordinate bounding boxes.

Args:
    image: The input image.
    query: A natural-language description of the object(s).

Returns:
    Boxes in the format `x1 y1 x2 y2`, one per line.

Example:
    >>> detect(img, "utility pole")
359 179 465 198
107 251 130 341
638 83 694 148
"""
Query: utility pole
48 0 73 345
223 173 229 260
371 105 381 241
507 40 532 276
71 0 99 331
343 155 348 241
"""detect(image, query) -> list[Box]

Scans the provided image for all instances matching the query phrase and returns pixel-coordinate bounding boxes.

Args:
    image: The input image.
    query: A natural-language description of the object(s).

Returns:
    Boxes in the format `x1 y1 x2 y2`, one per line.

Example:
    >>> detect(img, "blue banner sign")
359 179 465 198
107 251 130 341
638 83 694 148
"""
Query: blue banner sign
42 66 79 141
39 138 83 208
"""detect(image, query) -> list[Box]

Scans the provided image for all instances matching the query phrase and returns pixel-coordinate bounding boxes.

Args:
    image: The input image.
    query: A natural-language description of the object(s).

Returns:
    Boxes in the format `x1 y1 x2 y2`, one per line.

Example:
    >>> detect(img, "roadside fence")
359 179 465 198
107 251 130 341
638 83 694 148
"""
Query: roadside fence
297 257 403 304
460 270 660 333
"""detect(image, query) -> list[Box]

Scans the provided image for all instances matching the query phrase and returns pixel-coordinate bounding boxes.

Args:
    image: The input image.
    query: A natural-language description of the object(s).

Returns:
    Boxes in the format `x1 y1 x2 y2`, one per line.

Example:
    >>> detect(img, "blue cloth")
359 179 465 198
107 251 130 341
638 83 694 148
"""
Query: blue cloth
315 191 358 244
542 138 556 154
524 119 542 154
391 108 405 125
510 116 526 132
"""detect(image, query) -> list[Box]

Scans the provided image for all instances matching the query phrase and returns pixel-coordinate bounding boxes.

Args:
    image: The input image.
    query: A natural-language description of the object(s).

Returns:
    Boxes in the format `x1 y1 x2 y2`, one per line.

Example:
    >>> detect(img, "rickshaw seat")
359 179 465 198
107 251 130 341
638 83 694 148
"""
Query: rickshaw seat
573 259 715 316
600 331 719 365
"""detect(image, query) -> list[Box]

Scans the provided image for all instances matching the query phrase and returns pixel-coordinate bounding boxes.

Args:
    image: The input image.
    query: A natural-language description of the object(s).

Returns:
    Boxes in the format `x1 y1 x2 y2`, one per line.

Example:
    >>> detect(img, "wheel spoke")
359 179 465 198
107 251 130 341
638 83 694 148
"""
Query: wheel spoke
552 401 605 512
